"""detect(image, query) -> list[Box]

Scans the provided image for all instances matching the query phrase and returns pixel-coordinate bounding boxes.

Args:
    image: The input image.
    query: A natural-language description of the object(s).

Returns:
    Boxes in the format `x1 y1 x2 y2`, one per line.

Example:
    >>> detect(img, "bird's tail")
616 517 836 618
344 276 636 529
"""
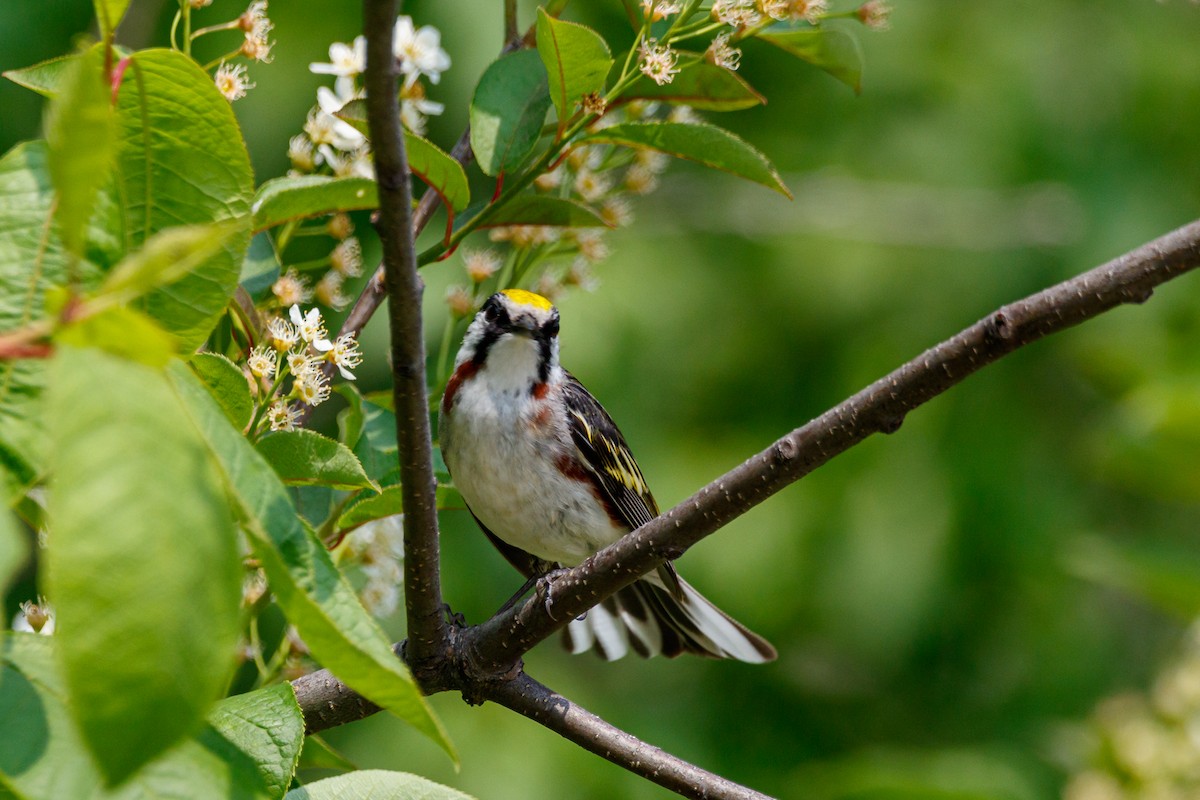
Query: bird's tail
562 575 776 663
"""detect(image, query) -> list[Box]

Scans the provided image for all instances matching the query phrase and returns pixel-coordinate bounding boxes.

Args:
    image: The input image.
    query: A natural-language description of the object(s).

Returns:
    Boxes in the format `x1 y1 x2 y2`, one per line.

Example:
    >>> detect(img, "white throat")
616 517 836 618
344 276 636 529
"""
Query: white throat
480 334 544 392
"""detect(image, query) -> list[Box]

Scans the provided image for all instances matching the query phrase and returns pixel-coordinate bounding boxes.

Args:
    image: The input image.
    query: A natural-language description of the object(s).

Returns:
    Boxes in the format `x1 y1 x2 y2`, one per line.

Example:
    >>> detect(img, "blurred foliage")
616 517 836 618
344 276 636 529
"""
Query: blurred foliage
4 0 1200 798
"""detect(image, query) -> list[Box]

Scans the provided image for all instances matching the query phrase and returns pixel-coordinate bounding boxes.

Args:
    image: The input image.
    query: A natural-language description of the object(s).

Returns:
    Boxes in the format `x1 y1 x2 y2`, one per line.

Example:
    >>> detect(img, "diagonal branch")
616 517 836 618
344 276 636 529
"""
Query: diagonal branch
488 673 772 800
460 218 1200 671
360 0 447 665
293 219 1200 746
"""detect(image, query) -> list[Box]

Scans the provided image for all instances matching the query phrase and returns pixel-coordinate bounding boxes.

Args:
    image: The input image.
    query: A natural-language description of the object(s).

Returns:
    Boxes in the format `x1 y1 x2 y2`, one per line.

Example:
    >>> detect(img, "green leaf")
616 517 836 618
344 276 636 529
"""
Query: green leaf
45 347 242 785
0 142 79 487
352 397 400 485
0 508 27 596
100 223 242 304
469 50 551 177
337 485 404 532
166 362 455 762
205 684 306 799
94 0 132 40
473 194 610 230
115 49 254 350
337 485 462 535
252 176 378 232
3 53 78 97
54 305 178 366
45 44 115 259
759 28 864 93
620 61 766 111
0 634 302 799
333 102 471 213
403 133 471 213
335 383 365 449
580 121 791 197
296 735 357 774
191 352 253 431
536 8 613 125
241 232 282 300
284 770 477 800
256 430 378 491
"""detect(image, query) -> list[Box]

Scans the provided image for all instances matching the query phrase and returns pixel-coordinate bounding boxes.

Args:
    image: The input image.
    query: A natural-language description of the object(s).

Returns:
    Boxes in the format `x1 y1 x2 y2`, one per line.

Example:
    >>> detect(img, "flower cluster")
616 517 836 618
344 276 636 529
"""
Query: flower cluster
295 14 451 182
183 0 275 102
245 305 363 434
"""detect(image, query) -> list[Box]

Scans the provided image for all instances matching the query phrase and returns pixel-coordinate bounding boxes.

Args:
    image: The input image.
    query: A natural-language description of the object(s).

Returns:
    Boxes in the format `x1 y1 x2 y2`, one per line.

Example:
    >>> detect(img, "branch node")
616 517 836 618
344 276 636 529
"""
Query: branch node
985 310 1014 342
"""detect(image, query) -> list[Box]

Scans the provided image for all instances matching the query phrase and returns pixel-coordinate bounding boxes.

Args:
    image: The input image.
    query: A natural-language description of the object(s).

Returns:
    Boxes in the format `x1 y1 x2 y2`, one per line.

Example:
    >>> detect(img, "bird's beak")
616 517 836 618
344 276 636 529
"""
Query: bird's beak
510 315 539 336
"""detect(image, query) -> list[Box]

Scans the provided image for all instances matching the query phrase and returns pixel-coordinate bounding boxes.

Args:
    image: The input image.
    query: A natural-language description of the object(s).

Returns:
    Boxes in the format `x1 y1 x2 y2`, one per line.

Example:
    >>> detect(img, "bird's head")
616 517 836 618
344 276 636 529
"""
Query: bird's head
455 289 561 385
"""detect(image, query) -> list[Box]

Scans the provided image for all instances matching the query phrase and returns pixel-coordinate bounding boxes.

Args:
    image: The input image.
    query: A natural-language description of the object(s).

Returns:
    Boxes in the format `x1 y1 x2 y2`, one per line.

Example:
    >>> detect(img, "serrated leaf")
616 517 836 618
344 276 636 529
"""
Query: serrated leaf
54 304 178 366
167 363 455 762
580 121 791 197
759 28 864 93
0 634 302 800
45 44 115 259
472 195 610 230
284 770 476 800
536 8 613 126
252 176 379 232
115 49 253 350
94 0 132 40
46 347 243 785
620 61 766 111
3 53 78 97
256 429 378 491
205 684 305 799
191 352 253 430
334 102 471 213
470 50 551 177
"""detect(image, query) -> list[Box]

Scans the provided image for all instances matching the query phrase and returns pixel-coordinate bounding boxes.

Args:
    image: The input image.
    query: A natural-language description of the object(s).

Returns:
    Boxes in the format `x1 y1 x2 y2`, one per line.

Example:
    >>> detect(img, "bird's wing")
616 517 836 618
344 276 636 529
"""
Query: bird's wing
561 371 682 596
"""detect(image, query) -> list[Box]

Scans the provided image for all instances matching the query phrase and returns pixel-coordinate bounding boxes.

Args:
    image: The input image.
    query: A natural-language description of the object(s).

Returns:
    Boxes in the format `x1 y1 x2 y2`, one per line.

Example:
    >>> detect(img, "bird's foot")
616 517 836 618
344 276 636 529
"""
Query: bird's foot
536 567 573 621
441 603 467 628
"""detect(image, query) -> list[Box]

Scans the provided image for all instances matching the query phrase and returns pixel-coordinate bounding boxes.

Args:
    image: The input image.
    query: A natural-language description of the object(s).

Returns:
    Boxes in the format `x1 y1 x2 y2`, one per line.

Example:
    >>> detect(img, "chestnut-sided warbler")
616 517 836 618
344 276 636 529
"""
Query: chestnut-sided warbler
439 289 775 662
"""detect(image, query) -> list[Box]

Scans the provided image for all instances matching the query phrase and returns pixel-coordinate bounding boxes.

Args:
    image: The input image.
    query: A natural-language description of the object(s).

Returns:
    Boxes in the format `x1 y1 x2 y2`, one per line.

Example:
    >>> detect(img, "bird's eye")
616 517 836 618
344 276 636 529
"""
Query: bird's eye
544 316 560 337
482 298 501 322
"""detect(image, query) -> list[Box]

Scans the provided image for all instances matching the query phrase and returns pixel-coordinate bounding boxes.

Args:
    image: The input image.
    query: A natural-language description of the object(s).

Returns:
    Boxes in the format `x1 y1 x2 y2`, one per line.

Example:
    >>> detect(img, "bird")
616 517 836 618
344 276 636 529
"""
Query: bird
439 288 776 663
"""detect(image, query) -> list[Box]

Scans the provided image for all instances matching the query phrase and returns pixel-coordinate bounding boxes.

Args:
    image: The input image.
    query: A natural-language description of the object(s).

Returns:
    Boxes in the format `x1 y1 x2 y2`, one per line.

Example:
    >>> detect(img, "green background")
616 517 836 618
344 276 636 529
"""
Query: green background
4 1 1200 798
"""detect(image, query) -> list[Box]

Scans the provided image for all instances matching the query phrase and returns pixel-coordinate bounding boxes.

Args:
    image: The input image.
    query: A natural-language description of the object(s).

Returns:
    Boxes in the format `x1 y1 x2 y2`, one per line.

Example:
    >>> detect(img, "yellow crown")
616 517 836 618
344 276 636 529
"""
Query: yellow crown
500 289 555 312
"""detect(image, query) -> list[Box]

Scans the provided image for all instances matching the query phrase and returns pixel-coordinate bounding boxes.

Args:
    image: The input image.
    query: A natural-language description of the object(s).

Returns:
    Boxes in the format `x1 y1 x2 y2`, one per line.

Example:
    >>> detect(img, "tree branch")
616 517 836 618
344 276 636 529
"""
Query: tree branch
361 0 447 664
459 218 1200 671
293 219 1200 796
488 673 772 800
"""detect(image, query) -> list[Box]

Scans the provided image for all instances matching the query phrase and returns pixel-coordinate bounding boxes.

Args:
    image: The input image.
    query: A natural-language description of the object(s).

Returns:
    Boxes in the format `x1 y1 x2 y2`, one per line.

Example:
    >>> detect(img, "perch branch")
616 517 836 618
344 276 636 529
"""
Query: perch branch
294 220 1200 795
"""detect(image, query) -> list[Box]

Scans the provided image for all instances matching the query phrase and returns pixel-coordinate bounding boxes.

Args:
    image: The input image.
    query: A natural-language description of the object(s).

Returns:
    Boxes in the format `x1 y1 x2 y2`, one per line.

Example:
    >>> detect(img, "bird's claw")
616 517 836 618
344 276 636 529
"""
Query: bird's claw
536 567 572 621
441 603 467 628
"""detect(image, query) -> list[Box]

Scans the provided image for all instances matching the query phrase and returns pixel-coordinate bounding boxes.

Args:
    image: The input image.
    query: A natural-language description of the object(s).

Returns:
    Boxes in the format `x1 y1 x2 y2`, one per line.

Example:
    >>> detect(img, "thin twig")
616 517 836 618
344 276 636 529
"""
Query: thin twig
463 218 1200 672
489 673 774 800
360 0 448 666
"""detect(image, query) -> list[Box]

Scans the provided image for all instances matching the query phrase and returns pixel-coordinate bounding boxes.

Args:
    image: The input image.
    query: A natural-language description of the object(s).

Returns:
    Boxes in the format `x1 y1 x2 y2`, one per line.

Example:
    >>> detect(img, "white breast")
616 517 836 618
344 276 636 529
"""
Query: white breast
441 365 626 566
